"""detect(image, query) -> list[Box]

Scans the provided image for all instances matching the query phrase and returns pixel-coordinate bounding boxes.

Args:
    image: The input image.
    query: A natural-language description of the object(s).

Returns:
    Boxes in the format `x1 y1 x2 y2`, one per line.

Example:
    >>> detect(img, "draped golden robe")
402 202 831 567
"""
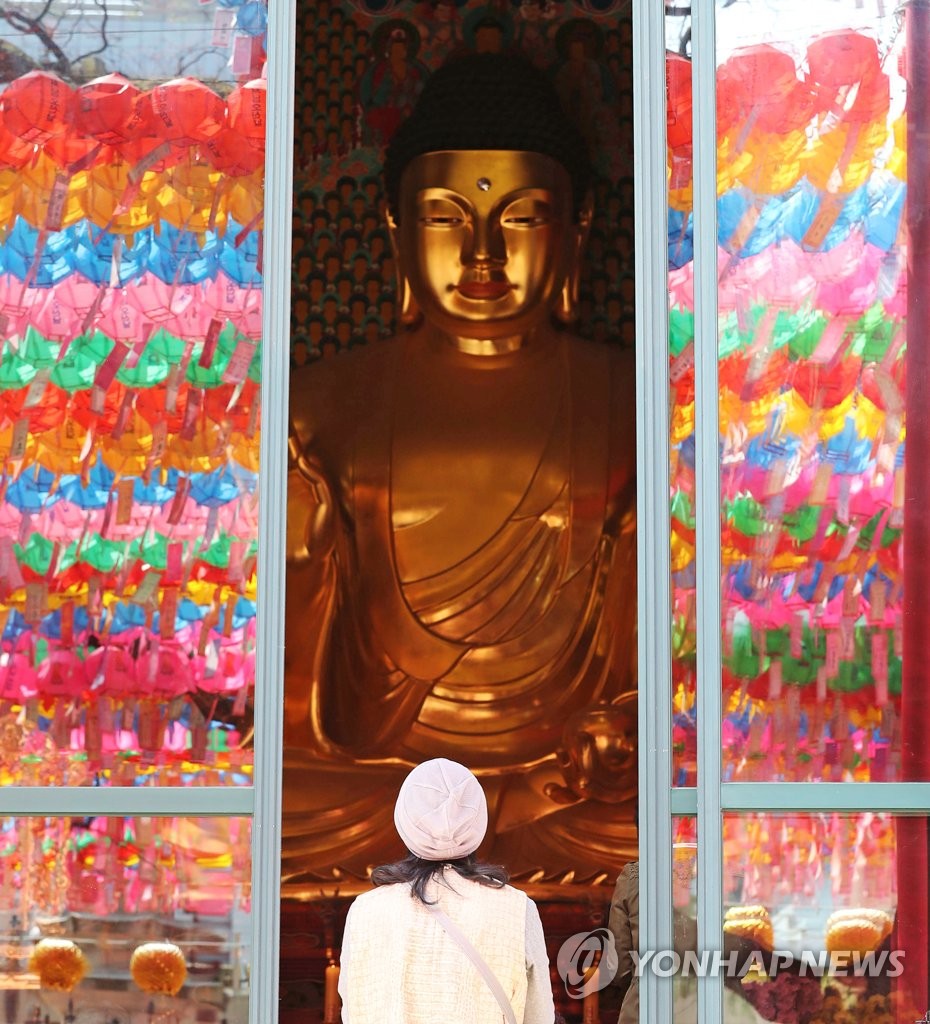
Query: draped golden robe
283 329 636 891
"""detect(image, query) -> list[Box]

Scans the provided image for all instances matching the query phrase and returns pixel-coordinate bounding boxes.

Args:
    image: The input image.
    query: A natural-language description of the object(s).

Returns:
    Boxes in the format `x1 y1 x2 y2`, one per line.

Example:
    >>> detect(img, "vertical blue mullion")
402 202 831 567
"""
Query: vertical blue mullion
692 0 723 1022
634 0 674 1020
250 0 296 1017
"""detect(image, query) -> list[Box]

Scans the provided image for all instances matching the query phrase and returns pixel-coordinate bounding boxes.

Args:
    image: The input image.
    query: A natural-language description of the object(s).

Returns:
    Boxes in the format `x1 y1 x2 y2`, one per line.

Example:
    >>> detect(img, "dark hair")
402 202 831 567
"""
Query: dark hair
371 852 509 904
384 53 592 221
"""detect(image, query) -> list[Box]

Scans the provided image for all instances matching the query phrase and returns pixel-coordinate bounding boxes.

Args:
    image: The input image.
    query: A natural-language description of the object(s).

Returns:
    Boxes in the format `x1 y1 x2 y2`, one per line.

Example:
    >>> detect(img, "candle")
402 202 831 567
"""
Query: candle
324 962 341 1023
582 980 599 1024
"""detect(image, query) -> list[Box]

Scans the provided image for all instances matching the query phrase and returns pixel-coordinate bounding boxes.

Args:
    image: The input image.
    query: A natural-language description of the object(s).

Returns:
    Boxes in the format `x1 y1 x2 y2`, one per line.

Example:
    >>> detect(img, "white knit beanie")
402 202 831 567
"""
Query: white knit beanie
393 758 488 862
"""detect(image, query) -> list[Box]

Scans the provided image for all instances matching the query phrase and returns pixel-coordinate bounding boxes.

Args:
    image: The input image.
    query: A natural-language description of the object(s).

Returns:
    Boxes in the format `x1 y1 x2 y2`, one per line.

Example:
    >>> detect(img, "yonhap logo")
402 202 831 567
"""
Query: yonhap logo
556 929 619 998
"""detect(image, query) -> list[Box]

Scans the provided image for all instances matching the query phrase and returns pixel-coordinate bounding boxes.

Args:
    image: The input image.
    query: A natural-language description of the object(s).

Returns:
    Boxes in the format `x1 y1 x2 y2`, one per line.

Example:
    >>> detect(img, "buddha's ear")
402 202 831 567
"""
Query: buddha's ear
553 193 593 326
386 206 421 327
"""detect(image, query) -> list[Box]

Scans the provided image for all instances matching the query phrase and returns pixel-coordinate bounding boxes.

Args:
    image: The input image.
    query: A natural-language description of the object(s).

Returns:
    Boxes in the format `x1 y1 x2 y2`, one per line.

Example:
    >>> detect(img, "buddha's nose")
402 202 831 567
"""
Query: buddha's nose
464 216 506 266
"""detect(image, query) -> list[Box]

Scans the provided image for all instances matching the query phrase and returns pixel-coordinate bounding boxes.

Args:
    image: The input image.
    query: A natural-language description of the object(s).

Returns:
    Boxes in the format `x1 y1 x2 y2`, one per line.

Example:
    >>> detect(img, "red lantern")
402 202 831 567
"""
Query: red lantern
666 54 692 153
806 31 889 124
792 355 862 410
717 45 812 138
0 118 33 170
202 128 264 176
226 78 266 151
0 71 74 144
148 78 226 146
76 73 142 145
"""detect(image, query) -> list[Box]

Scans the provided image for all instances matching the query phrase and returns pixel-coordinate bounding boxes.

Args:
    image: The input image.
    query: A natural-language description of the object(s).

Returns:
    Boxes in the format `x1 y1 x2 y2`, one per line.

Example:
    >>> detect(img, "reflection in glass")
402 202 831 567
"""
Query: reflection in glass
0 0 265 784
666 24 698 789
0 815 250 1022
705 1 924 784
723 813 926 1024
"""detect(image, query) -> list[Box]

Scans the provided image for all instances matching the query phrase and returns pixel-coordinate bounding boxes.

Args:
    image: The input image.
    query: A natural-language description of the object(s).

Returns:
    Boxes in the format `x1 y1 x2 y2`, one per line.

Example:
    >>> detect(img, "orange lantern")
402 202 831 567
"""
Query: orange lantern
154 157 226 233
82 160 161 234
100 408 155 476
226 168 264 227
16 151 86 230
130 942 187 995
0 167 20 230
29 938 88 991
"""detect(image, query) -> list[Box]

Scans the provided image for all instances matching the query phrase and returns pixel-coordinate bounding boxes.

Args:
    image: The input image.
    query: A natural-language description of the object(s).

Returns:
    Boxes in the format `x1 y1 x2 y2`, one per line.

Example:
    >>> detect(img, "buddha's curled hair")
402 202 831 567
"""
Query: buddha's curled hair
383 53 593 221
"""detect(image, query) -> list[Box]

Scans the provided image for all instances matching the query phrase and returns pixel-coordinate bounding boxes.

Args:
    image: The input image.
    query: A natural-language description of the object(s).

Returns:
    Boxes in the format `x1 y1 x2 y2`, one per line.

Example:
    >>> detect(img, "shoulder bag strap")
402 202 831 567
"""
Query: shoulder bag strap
425 902 518 1024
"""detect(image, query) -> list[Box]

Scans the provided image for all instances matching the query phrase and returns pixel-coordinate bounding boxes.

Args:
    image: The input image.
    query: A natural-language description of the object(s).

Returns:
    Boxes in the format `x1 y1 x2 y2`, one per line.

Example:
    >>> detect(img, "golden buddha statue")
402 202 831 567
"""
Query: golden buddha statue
283 54 637 893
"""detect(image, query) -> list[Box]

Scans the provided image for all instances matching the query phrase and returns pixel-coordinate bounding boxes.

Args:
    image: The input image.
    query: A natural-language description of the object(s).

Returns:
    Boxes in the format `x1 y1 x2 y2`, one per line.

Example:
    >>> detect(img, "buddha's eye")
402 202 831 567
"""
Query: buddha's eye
502 199 552 227
418 198 466 227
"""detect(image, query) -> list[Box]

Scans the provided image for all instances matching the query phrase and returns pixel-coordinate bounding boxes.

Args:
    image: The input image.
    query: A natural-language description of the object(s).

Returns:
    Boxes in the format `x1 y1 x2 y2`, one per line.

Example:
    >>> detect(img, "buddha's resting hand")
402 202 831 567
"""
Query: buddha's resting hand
287 438 337 565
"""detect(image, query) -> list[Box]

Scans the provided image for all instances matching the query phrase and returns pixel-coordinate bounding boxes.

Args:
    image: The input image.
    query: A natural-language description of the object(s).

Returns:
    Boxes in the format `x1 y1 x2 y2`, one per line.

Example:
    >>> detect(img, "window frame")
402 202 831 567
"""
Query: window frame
0 2 295 1023
633 1 930 1021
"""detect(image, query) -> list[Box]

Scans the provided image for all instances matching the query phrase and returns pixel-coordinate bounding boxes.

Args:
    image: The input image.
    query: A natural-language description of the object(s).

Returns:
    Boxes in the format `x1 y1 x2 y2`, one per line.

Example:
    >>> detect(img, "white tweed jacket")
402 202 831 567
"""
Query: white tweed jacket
338 868 555 1024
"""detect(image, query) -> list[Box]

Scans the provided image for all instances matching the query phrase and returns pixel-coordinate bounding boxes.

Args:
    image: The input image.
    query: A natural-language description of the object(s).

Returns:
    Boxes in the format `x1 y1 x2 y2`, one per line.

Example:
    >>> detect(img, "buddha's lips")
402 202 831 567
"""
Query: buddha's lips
456 280 512 300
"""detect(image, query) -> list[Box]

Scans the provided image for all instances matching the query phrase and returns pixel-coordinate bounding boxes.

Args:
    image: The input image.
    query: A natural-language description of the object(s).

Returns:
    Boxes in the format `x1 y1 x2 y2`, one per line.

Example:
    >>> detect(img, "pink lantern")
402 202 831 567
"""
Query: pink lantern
36 650 85 698
0 653 37 700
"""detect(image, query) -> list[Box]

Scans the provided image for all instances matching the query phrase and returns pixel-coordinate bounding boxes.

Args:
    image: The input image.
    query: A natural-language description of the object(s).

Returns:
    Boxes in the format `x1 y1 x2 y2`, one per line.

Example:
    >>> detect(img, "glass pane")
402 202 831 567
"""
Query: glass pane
284 0 637 885
673 816 698 1024
713 1 930 783
666 8 698 788
723 812 927 1024
0 815 251 1021
285 7 639 1022
0 0 264 784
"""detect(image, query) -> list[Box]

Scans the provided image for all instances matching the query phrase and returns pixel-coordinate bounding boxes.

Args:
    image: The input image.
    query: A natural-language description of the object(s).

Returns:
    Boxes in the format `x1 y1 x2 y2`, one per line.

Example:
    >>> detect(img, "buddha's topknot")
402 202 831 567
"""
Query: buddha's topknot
384 54 593 221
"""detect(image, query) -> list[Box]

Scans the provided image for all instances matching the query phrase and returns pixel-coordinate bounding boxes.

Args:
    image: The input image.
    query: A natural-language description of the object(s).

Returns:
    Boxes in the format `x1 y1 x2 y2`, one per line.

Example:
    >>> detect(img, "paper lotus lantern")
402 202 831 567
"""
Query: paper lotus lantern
29 938 88 991
0 654 38 701
202 127 264 176
36 651 86 699
149 78 226 145
235 0 268 37
806 30 888 123
84 645 140 696
226 79 266 149
0 118 33 170
130 941 187 995
717 45 812 136
0 71 74 144
75 73 143 145
666 54 692 152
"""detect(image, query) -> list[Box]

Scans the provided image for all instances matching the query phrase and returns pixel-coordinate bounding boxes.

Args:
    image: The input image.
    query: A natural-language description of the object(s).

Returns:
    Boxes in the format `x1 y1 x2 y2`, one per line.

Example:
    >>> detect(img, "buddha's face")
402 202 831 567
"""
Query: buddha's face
396 150 577 341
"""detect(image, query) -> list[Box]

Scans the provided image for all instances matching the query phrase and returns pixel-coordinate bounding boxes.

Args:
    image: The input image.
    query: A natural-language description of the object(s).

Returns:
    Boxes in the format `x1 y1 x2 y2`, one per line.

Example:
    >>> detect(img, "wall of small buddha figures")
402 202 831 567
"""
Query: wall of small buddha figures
290 0 635 363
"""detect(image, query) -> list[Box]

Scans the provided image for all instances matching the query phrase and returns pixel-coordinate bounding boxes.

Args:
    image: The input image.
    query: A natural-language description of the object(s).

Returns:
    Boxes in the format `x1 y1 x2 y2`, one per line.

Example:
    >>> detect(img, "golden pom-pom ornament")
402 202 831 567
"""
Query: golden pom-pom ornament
722 905 774 950
28 938 88 991
725 905 771 923
824 914 883 956
826 907 893 942
130 942 187 995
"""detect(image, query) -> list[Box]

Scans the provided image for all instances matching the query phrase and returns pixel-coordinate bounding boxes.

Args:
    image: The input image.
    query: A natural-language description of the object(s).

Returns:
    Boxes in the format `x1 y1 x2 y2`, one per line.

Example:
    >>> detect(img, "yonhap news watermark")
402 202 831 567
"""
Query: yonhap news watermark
556 930 904 997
